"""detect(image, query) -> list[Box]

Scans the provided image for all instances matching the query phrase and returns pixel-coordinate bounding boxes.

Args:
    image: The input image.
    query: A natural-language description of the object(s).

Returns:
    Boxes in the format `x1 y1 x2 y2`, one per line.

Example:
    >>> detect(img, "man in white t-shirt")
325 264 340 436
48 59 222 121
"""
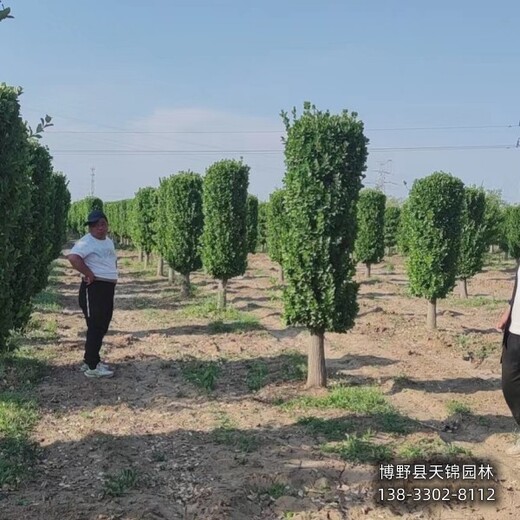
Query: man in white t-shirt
67 210 118 378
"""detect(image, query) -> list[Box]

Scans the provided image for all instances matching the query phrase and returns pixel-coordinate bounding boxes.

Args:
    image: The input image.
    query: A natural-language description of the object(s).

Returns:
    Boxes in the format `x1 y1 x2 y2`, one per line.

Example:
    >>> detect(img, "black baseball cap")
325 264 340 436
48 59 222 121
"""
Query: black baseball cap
85 210 108 226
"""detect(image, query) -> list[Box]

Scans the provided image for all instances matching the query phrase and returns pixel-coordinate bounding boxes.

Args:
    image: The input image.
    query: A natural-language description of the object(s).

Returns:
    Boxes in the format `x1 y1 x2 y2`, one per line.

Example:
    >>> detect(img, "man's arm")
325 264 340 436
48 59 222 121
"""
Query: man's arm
67 254 95 285
497 304 512 332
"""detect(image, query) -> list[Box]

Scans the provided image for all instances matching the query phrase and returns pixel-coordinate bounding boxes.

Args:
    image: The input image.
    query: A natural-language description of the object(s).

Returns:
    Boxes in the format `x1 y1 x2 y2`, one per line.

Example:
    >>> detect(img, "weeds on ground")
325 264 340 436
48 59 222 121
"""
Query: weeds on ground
103 468 139 497
446 400 472 416
24 316 59 341
397 438 472 460
246 360 268 392
322 431 392 463
212 413 259 453
281 352 307 382
33 288 63 312
180 356 222 392
0 350 48 488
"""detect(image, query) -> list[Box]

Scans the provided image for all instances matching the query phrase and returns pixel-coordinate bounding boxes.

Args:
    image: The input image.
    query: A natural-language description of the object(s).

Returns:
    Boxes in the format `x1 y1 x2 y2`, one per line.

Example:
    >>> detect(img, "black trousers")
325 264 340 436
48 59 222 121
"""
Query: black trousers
502 331 520 426
78 280 115 370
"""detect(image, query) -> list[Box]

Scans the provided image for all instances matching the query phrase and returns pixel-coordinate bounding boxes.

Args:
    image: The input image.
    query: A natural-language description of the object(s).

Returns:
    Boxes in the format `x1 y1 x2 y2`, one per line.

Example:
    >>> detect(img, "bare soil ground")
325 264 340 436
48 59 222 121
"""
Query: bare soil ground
2 250 519 519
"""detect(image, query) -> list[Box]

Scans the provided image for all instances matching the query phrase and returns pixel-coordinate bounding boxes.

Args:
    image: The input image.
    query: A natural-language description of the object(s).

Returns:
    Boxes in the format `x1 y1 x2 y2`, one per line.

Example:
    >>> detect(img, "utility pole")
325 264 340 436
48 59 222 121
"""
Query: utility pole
374 159 393 194
90 167 96 196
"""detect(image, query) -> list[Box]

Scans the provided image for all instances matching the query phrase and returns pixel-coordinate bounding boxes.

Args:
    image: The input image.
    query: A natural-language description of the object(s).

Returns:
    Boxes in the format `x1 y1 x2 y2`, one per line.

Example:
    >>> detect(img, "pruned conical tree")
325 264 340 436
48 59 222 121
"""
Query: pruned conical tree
354 188 386 277
157 172 204 297
407 172 464 329
201 159 249 309
281 102 368 388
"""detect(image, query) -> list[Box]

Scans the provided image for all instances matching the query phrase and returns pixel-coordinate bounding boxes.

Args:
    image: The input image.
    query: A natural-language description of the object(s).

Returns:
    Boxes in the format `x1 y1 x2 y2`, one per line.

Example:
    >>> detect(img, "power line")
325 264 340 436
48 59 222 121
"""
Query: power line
50 143 518 155
46 123 519 135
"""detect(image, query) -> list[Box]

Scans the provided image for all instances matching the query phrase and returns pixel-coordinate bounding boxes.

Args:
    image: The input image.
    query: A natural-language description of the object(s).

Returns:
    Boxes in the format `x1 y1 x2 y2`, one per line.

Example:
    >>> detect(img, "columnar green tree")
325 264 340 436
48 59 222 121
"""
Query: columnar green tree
49 172 71 259
266 189 286 280
505 205 520 260
0 85 30 349
354 189 386 277
384 205 401 255
483 190 506 253
131 187 157 267
257 201 268 252
201 159 249 309
407 172 464 329
457 187 487 298
157 172 204 296
246 194 259 254
397 200 411 255
68 196 103 236
281 102 368 388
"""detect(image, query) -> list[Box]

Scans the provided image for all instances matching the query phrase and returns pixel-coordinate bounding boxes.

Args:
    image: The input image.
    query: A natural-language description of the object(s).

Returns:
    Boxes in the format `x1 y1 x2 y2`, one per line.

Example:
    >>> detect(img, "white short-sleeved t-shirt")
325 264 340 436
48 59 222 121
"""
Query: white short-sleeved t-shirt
70 233 118 281
510 265 520 335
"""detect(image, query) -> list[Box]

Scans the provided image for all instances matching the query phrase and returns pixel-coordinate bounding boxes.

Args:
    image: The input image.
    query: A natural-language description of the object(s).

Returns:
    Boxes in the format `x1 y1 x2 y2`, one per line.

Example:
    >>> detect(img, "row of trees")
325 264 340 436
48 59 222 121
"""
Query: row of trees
0 84 71 352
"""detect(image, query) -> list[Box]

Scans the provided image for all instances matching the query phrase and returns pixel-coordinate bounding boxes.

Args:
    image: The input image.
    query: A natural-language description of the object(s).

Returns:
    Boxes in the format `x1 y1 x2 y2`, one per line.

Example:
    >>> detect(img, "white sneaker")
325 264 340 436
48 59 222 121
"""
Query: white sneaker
81 361 110 372
84 364 114 378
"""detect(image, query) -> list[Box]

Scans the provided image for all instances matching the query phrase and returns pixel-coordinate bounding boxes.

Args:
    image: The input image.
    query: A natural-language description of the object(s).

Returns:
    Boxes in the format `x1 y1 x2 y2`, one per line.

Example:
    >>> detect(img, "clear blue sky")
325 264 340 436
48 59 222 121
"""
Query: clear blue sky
2 0 519 202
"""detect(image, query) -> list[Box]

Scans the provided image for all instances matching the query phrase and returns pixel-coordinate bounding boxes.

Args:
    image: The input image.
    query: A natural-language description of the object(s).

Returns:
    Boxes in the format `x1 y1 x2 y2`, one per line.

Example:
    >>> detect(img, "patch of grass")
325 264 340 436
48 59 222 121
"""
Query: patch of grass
25 317 59 341
212 414 259 453
322 431 392 464
282 386 390 414
0 351 47 488
446 400 472 416
397 438 472 461
264 482 287 499
383 262 395 274
282 513 296 520
103 468 139 497
393 373 412 386
281 352 307 382
297 416 353 440
180 356 222 392
33 288 63 312
449 296 503 309
246 360 268 392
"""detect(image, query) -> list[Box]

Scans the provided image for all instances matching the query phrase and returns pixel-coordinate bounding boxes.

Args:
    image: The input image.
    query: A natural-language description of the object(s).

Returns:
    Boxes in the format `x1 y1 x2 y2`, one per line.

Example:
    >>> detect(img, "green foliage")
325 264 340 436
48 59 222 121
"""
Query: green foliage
105 199 133 244
406 172 465 300
257 201 268 252
68 196 104 236
354 189 386 266
266 189 286 265
246 194 259 253
103 468 139 497
457 187 487 281
130 187 157 255
483 190 506 248
49 172 71 259
384 205 401 249
156 172 203 275
181 357 222 392
281 102 368 333
201 159 250 281
396 200 411 255
505 205 520 260
322 432 392 463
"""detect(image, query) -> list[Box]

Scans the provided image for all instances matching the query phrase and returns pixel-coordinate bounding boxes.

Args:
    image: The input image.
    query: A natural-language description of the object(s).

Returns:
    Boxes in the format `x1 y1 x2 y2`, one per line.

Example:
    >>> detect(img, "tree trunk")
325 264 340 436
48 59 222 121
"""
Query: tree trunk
157 256 164 277
168 267 174 284
489 244 494 254
427 298 437 329
307 330 327 388
460 278 468 298
144 253 150 268
366 263 371 278
217 279 228 310
505 251 509 261
280 265 284 283
139 249 144 262
181 272 191 297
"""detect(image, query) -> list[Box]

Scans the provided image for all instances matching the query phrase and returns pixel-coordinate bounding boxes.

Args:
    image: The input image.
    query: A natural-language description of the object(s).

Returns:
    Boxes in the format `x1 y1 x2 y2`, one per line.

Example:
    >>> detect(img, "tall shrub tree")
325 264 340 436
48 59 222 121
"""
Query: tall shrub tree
257 201 268 253
281 102 368 388
384 205 401 255
407 172 464 329
50 172 71 259
506 205 520 261
457 187 487 298
131 187 157 267
0 84 30 350
354 189 386 277
246 194 259 254
201 159 249 309
266 189 286 281
157 172 204 296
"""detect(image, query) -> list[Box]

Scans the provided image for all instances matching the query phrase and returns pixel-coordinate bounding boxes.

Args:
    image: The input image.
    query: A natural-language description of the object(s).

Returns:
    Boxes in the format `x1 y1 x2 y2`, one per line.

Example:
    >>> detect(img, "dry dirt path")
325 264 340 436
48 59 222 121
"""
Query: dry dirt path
2 251 520 520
